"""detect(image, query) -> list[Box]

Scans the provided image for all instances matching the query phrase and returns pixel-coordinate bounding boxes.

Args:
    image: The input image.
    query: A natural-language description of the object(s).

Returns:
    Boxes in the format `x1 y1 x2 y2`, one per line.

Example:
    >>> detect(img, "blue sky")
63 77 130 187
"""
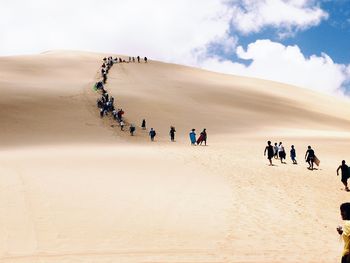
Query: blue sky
0 0 349 95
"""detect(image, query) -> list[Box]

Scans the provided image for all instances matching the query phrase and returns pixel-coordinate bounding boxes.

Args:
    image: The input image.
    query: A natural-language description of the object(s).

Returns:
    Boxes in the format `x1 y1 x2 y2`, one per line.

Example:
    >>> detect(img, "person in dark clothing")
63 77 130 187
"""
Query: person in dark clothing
290 145 297 164
137 56 140 63
132 57 135 63
141 119 146 130
305 146 315 170
149 128 156 141
264 141 274 166
129 124 136 136
144 57 148 63
197 129 207 145
100 107 104 118
117 109 124 121
103 73 107 84
278 142 286 164
337 160 350 191
169 126 176 142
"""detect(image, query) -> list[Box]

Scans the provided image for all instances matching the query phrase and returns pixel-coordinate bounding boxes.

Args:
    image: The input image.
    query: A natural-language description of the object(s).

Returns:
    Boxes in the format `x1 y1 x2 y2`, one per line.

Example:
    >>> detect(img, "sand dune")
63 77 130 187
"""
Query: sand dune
1 51 350 262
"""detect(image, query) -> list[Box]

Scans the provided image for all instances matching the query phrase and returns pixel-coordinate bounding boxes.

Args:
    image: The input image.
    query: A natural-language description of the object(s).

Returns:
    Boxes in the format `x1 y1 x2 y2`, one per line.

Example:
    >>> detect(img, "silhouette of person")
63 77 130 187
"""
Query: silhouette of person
141 119 146 130
278 142 286 163
337 160 350 191
129 124 136 136
274 142 278 159
149 128 156 141
169 126 176 142
264 141 274 166
305 145 315 170
290 145 297 164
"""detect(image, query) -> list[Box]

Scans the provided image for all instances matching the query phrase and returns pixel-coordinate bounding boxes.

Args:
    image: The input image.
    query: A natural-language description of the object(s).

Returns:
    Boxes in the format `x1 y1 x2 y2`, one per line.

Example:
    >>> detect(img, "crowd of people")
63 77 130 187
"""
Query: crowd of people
94 56 207 145
264 141 319 169
93 55 350 262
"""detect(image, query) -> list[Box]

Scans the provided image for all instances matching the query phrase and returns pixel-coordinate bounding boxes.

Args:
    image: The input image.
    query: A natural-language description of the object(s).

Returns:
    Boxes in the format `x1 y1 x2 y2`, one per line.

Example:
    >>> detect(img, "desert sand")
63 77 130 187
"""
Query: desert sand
1 50 350 262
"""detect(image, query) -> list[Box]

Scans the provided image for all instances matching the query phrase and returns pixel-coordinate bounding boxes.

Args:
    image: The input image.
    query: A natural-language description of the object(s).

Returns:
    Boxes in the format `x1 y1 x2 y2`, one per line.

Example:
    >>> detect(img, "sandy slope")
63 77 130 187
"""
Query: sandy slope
1 51 350 262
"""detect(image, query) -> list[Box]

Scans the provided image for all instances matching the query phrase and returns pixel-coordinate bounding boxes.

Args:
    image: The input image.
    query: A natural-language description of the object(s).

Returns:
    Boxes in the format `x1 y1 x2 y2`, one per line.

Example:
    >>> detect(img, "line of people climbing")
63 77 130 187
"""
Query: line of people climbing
94 56 208 145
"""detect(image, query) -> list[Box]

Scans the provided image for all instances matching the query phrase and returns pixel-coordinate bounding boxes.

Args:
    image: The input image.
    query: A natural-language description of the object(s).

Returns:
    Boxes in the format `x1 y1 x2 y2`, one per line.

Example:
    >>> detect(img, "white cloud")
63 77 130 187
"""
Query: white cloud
199 39 350 95
1 1 348 95
230 0 328 35
0 0 231 65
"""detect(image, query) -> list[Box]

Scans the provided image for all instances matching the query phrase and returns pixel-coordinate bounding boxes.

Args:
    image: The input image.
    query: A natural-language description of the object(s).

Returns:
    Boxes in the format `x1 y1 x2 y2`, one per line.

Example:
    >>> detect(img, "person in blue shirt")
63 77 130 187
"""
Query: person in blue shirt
189 129 196 145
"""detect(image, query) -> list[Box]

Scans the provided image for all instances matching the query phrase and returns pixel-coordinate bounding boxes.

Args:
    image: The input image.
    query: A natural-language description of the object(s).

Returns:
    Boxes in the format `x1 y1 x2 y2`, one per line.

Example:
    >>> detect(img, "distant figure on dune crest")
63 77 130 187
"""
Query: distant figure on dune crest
189 129 196 145
337 160 350 192
264 141 274 166
141 119 146 130
197 129 207 146
129 57 131 63
337 203 350 263
144 57 148 63
149 128 156 141
305 145 317 170
278 142 286 164
129 124 136 136
169 126 176 142
132 57 135 63
137 56 140 63
274 142 278 159
290 145 297 164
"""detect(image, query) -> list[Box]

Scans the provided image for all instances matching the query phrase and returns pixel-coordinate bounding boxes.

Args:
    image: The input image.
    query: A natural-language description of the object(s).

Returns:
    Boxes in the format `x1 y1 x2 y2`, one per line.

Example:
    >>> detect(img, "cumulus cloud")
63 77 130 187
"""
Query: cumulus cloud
230 0 328 36
0 0 231 65
1 0 348 95
199 39 350 94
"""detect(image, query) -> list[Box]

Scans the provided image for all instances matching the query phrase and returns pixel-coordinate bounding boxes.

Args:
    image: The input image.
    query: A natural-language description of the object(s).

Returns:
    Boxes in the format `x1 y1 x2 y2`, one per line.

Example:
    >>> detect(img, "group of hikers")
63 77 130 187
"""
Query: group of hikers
264 141 317 169
264 140 350 193
94 56 208 145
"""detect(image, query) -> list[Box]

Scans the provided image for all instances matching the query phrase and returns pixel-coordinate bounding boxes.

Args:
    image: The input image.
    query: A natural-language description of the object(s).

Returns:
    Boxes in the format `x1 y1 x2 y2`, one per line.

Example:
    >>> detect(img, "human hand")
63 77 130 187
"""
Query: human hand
337 225 343 235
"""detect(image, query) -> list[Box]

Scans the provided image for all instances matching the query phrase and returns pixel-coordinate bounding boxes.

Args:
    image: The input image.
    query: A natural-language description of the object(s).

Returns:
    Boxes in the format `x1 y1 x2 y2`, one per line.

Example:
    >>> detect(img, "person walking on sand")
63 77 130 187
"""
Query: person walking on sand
144 57 148 63
305 145 315 170
149 128 156 141
278 142 286 164
337 203 350 262
141 119 146 130
169 126 176 142
290 145 297 164
120 120 125 131
264 141 274 166
337 160 350 192
189 129 196 145
197 129 207 145
274 142 279 159
137 56 140 63
129 124 136 136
